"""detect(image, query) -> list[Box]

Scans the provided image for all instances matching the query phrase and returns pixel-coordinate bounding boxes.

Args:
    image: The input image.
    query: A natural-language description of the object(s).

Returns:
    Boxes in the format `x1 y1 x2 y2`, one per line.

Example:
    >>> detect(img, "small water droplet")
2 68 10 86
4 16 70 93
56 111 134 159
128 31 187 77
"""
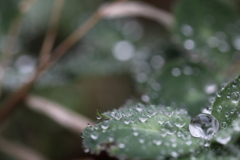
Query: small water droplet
146 105 157 117
216 131 231 145
139 117 148 123
189 113 219 139
217 106 222 112
231 91 240 103
111 111 122 120
230 108 236 114
136 103 144 112
122 109 134 117
163 107 174 117
220 122 227 129
225 112 229 118
232 80 238 87
101 121 109 130
90 133 99 140
174 115 186 127
203 140 211 147
129 116 136 123
158 117 165 124
163 121 177 135
139 111 148 122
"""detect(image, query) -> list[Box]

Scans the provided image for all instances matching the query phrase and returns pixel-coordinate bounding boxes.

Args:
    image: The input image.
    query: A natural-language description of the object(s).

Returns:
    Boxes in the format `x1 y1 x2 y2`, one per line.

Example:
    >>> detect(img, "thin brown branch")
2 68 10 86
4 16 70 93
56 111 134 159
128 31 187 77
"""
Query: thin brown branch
0 137 50 160
26 95 95 133
48 12 102 65
39 0 65 66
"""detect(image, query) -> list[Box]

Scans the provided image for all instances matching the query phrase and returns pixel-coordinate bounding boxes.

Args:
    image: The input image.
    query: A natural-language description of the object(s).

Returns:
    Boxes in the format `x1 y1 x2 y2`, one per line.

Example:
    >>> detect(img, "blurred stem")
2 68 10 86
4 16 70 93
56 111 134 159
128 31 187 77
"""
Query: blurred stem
0 16 22 97
26 95 95 133
0 137 50 160
39 0 65 66
0 0 38 97
0 0 127 125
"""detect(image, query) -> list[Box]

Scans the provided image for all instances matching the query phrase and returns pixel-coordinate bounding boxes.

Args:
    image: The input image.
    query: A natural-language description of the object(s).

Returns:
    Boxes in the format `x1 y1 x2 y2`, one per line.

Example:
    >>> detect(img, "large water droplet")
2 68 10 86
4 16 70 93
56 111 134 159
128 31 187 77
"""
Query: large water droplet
189 113 219 139
163 121 177 135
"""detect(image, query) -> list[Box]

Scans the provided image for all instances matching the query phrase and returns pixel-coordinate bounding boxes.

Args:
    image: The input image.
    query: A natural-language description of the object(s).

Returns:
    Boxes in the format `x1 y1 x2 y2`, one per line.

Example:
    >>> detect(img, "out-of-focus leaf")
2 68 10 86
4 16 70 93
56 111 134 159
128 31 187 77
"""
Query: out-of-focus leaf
174 0 239 68
82 103 203 159
179 149 240 160
211 75 240 129
135 59 218 116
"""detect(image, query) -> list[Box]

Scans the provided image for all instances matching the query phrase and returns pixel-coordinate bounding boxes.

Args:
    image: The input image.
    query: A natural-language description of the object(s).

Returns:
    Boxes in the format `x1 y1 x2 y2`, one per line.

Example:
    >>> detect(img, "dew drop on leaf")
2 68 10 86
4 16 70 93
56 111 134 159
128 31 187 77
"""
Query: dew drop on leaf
217 105 222 112
174 115 186 127
90 133 99 140
216 131 231 145
163 121 177 135
231 91 240 103
158 117 165 124
101 121 109 130
189 113 219 139
220 122 227 129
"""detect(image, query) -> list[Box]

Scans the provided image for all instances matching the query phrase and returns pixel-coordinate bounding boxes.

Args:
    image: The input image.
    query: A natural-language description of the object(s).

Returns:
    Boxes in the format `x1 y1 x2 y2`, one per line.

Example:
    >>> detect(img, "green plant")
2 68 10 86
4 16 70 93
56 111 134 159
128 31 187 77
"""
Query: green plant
82 0 240 159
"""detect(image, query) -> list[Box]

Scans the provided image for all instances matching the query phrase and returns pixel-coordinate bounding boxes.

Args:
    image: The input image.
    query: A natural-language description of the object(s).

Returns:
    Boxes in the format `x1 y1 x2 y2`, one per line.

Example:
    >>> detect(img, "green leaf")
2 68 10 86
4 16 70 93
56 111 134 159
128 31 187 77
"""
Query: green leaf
214 117 240 145
211 76 240 130
82 104 203 159
97 110 110 120
179 150 240 160
174 0 239 68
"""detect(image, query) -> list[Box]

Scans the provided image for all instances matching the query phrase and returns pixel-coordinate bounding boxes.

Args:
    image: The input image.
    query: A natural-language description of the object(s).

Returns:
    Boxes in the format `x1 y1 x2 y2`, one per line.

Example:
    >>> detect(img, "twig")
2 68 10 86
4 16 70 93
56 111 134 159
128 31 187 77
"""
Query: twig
0 137 50 160
99 1 173 30
39 0 65 66
26 95 95 133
